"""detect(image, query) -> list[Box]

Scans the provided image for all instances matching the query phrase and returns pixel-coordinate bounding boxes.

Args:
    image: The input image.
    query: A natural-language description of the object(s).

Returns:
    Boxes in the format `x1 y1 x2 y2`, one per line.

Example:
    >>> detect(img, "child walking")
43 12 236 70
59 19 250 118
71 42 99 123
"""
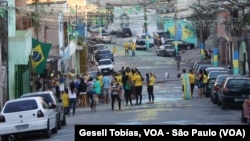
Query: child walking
61 88 69 116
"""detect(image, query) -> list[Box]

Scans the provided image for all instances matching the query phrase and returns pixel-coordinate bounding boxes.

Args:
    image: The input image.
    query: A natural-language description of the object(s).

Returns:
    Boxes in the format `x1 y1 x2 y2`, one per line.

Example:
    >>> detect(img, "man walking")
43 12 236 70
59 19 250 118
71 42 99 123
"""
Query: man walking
175 53 181 71
131 42 136 56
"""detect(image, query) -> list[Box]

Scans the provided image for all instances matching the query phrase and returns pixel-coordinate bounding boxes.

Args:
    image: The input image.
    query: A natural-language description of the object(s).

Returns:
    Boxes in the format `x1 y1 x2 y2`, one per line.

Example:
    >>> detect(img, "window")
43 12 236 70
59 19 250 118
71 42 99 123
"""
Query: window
4 100 38 113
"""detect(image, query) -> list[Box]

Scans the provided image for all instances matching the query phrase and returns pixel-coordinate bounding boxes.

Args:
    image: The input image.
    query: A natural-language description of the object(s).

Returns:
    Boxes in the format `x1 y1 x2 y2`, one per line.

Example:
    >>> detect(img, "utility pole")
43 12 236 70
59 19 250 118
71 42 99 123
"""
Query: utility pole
44 21 47 43
0 0 8 110
143 4 148 34
174 5 178 55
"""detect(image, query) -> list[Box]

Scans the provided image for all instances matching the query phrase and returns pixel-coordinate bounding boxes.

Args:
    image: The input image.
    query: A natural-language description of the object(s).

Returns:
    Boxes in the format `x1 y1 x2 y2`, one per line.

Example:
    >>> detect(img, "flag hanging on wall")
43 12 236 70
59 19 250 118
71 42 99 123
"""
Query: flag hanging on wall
31 38 51 74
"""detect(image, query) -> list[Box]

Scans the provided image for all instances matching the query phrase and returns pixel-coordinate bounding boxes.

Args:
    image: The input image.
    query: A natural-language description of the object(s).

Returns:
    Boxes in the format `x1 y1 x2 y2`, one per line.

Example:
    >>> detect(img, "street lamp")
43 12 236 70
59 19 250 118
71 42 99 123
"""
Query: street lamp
0 0 8 110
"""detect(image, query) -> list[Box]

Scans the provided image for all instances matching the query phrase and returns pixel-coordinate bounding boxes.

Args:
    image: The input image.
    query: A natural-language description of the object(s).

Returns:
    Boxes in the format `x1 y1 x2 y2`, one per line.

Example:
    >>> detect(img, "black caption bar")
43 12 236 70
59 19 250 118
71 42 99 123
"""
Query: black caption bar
75 125 250 140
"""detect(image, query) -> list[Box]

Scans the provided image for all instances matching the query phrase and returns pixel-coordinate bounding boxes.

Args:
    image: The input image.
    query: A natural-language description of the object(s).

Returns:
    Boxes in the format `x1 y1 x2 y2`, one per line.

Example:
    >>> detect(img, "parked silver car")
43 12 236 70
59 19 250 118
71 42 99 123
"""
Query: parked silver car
100 33 112 43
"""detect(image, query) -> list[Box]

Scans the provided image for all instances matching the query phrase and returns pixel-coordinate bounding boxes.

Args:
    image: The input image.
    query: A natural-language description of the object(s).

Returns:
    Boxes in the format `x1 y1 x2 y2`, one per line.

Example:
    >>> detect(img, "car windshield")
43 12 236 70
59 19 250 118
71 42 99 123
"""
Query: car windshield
99 60 112 65
136 40 146 45
4 99 38 113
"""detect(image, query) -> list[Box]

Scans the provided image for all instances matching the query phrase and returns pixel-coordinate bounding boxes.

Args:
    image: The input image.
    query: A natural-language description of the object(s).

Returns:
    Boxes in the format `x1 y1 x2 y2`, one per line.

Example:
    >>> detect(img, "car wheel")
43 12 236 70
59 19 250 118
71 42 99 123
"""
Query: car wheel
161 53 164 57
241 108 248 123
210 95 213 102
187 46 191 50
1 135 9 141
212 95 217 104
43 121 51 138
52 119 58 133
217 97 221 106
61 114 67 126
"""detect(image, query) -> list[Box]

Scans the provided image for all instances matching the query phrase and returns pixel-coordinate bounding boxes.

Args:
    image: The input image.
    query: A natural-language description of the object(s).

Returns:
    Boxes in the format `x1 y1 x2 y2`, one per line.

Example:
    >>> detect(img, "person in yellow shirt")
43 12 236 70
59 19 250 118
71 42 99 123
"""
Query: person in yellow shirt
203 71 208 96
131 42 136 56
61 88 69 116
189 69 196 98
115 72 123 99
112 46 117 56
133 70 144 105
147 72 156 104
124 41 129 56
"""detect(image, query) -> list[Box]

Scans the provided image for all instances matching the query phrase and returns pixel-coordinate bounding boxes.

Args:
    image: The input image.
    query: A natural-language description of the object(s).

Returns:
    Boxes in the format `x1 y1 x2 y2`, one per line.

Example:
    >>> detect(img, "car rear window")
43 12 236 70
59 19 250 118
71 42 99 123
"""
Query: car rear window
227 79 250 88
4 99 38 113
94 45 105 50
21 93 53 103
100 50 112 54
210 71 228 78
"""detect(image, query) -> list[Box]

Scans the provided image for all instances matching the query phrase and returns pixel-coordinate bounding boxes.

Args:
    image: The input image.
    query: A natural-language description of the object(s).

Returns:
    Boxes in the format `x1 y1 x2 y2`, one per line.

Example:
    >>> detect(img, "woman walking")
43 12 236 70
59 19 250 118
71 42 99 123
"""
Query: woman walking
147 72 156 104
86 77 96 112
110 78 122 111
68 82 78 116
94 77 102 105
188 69 196 98
196 70 204 99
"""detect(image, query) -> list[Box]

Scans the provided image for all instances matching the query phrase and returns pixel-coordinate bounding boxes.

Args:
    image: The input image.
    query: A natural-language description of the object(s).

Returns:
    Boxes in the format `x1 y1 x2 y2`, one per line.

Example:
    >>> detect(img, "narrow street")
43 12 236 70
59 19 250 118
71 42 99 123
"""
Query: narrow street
14 42 244 141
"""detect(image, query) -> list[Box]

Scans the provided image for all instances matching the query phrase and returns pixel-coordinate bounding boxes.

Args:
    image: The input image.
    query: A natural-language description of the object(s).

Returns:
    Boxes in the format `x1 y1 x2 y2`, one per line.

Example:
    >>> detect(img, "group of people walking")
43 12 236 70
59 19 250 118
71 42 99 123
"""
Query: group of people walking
181 68 208 100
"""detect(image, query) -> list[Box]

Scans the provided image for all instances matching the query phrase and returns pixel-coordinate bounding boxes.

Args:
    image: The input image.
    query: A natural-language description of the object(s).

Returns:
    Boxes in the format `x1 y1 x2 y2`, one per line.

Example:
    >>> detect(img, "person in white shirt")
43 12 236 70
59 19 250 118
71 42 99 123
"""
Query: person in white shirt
68 82 78 116
161 37 165 45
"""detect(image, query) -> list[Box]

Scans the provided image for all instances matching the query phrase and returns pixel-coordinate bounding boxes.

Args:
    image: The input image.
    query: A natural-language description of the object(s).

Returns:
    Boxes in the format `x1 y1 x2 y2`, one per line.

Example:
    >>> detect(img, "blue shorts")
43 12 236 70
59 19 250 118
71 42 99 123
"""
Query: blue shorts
197 81 204 88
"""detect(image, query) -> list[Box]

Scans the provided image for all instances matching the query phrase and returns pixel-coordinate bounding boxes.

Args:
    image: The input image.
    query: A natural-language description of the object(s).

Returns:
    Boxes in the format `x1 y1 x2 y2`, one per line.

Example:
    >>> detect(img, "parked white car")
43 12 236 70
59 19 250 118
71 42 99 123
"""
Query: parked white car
20 91 66 130
0 97 57 141
137 34 155 47
97 59 114 74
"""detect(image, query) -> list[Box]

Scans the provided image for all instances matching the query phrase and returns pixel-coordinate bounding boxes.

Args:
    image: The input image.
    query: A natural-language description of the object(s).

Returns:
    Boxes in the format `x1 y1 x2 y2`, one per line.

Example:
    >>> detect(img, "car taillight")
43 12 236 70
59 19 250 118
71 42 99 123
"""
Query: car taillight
214 85 220 91
0 115 6 122
223 87 229 93
37 110 44 118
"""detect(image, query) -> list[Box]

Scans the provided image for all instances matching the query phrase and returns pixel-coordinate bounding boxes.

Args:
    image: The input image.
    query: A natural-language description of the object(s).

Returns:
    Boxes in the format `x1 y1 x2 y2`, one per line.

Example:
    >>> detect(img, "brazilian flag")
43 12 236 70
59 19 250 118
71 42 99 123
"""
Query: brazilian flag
31 38 51 74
